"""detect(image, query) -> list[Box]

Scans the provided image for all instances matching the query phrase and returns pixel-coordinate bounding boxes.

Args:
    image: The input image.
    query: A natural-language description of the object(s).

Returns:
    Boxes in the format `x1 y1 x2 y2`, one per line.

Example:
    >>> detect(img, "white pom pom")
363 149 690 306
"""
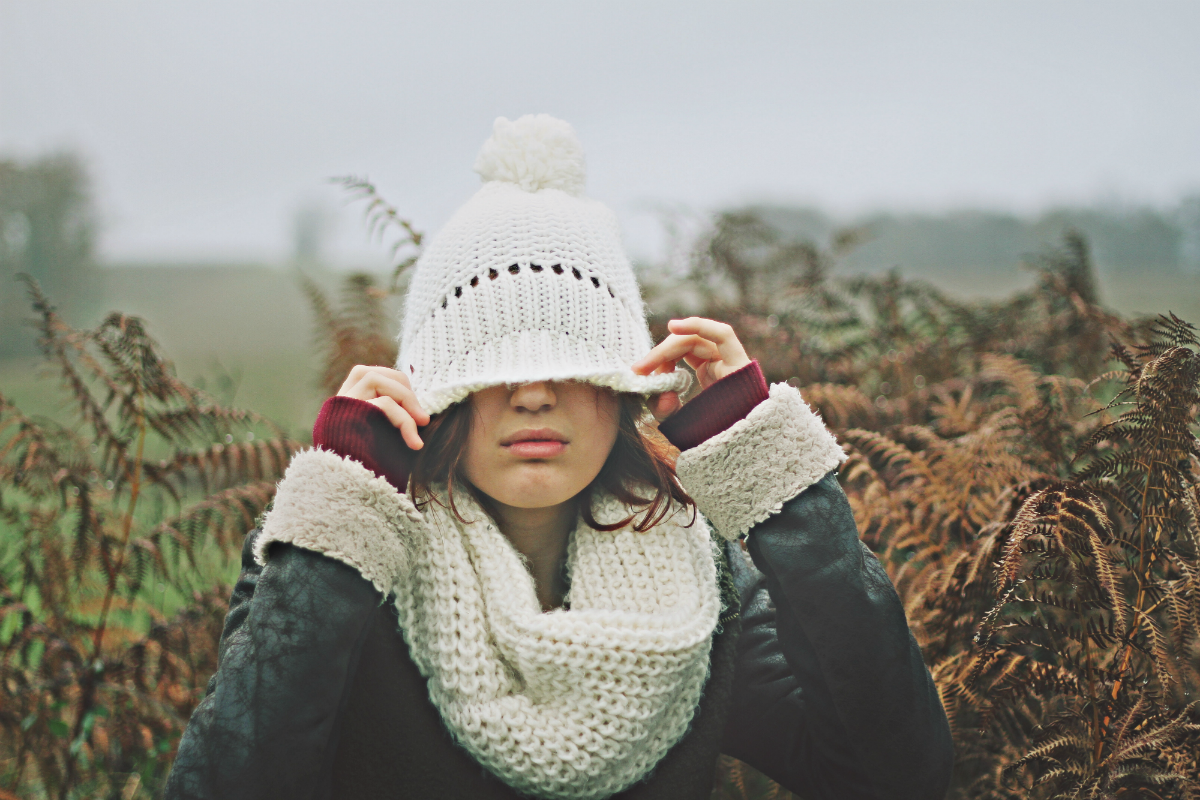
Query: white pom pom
473 114 587 195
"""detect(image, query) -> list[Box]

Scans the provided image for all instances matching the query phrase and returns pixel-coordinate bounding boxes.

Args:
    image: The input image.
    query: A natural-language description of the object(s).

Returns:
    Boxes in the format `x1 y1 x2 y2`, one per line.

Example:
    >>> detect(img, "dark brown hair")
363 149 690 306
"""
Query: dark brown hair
407 387 697 532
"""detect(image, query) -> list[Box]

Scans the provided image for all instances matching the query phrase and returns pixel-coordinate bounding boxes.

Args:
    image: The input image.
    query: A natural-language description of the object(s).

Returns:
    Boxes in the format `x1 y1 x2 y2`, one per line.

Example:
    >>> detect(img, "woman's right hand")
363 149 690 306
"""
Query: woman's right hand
337 365 431 450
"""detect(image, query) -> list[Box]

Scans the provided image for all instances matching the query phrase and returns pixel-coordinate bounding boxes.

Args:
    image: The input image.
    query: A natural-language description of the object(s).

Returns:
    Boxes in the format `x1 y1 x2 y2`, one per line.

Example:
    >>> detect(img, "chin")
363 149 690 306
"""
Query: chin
484 469 590 510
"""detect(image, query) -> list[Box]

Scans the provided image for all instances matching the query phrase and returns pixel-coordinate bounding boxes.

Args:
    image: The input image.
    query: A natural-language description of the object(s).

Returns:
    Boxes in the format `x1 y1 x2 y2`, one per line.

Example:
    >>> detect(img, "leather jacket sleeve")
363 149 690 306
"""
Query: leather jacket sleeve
162 528 381 800
721 471 954 800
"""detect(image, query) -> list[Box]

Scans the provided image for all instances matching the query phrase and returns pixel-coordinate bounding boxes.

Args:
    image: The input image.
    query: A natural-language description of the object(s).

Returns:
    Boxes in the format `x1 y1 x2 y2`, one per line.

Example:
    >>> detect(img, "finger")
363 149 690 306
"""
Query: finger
632 335 721 375
352 373 428 423
666 317 736 344
345 373 429 424
643 336 718 372
667 317 750 368
337 365 369 396
369 396 424 450
663 391 681 417
338 365 413 396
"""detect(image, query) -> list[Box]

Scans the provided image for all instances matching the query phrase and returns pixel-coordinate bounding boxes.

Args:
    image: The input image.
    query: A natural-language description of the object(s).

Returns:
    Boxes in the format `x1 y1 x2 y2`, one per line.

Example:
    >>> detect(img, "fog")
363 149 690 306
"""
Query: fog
2 1 1198 264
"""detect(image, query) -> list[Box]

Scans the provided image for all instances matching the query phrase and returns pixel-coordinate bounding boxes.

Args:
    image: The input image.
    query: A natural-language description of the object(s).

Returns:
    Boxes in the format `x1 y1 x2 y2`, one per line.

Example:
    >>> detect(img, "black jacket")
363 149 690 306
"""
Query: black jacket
163 471 953 799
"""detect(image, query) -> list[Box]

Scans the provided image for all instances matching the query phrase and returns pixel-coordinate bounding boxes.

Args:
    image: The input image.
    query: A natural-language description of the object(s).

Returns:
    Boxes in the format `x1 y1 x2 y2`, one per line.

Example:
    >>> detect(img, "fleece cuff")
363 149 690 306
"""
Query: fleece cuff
254 447 424 596
675 382 846 540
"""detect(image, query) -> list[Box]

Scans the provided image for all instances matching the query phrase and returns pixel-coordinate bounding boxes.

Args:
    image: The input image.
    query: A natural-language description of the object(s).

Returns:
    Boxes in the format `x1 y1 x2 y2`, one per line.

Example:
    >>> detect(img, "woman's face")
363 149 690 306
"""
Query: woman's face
463 380 620 509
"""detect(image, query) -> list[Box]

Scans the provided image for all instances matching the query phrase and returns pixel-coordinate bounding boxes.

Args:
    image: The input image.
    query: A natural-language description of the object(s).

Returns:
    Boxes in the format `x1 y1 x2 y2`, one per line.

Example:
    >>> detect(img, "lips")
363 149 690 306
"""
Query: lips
501 428 568 458
500 428 568 446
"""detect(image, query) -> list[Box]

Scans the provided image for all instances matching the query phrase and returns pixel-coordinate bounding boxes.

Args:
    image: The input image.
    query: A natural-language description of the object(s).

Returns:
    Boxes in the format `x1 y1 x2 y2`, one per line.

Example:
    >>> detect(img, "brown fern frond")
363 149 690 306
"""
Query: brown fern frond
1 284 302 796
302 271 399 397
331 175 423 291
148 481 278 574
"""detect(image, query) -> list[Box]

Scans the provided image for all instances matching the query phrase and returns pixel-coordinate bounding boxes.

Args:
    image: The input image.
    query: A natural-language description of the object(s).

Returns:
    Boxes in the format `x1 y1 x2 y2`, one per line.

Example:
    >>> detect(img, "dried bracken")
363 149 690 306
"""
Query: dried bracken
301 176 424 398
4 197 1197 799
662 214 1199 799
0 278 303 798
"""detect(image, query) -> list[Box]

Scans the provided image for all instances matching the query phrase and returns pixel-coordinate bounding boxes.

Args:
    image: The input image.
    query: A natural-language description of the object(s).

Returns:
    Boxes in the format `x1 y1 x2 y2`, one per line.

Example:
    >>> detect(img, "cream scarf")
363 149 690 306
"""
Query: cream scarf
394 485 721 799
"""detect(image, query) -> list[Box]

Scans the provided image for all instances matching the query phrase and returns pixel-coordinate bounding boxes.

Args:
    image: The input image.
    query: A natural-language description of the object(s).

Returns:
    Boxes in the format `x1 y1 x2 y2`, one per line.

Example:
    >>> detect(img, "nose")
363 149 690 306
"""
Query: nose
510 380 556 413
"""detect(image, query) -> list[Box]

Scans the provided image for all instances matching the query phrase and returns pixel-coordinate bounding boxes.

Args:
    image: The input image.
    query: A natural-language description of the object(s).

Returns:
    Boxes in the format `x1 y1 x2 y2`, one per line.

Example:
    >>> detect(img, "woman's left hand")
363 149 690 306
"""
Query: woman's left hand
631 317 752 423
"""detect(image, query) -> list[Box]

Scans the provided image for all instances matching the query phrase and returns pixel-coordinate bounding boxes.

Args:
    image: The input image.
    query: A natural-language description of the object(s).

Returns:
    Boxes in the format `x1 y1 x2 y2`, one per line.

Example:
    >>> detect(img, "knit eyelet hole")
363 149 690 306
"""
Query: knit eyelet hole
551 264 564 275
454 286 462 298
571 267 582 280
488 268 499 280
508 263 520 275
590 276 600 288
470 276 479 287
531 263 544 272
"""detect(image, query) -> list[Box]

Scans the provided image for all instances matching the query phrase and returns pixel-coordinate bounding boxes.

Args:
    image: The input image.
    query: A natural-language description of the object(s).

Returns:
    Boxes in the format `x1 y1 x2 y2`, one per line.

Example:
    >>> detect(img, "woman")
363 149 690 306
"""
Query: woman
164 115 953 800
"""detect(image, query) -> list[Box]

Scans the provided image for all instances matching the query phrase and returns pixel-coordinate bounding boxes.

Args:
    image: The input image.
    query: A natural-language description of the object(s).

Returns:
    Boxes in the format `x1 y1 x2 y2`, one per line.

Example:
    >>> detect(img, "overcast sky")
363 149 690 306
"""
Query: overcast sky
2 1 1198 266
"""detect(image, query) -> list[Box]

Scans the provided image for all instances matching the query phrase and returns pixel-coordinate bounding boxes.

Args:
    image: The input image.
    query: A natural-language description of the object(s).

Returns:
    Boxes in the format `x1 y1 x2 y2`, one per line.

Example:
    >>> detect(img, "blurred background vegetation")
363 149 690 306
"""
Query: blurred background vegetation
2 154 1198 798
3 153 1198 440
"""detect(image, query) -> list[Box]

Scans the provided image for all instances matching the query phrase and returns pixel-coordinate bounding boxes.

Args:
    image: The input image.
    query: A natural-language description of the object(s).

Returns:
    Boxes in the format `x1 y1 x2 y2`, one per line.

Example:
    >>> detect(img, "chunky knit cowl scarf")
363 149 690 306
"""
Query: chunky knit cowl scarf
395 485 721 799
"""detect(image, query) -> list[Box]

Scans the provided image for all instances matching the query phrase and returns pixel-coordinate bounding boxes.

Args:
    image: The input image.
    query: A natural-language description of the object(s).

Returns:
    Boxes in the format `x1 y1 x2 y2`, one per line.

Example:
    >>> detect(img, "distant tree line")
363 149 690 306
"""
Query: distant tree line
0 154 97 358
739 197 1200 278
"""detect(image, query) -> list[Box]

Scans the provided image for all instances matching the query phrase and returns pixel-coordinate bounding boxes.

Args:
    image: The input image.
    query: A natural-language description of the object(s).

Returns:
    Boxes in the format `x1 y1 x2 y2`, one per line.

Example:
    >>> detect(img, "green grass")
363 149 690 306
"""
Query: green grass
1100 269 1200 323
0 348 324 442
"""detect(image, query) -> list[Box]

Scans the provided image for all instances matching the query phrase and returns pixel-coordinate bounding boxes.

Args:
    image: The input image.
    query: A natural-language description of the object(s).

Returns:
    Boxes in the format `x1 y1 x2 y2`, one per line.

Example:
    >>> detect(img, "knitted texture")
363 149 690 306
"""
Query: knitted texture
474 114 587 195
675 382 848 540
396 115 691 416
253 448 721 800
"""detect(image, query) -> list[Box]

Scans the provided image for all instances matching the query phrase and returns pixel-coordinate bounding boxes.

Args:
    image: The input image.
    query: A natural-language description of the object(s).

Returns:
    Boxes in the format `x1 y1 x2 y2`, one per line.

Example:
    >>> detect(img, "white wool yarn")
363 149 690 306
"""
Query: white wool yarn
396 114 691 416
394 486 721 799
474 114 587 195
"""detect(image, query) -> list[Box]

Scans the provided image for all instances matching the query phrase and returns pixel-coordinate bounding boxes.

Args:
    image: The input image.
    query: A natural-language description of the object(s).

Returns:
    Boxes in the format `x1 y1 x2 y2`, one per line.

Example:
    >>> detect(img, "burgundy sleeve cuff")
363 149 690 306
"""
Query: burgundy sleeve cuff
312 396 414 493
658 360 769 452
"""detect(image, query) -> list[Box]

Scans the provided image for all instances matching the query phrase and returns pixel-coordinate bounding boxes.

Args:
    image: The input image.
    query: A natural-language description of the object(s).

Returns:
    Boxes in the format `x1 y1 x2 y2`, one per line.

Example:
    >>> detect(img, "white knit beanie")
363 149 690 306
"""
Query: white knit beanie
396 114 692 416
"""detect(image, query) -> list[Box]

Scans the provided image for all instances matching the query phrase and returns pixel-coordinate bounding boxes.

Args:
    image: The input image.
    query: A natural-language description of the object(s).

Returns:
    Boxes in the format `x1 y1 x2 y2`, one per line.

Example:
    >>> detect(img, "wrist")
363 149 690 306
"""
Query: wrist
313 396 413 493
658 360 769 452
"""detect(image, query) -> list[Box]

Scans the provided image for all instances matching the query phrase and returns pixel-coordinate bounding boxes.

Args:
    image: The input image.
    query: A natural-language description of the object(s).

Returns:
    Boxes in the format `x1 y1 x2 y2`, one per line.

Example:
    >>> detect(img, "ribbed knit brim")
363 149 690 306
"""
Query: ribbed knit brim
412 330 692 416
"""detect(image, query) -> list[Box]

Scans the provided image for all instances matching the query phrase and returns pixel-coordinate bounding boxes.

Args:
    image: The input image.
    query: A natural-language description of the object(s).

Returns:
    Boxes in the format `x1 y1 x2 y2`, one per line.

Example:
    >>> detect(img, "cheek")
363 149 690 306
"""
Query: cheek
459 396 499 488
580 400 621 468
461 422 496 488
